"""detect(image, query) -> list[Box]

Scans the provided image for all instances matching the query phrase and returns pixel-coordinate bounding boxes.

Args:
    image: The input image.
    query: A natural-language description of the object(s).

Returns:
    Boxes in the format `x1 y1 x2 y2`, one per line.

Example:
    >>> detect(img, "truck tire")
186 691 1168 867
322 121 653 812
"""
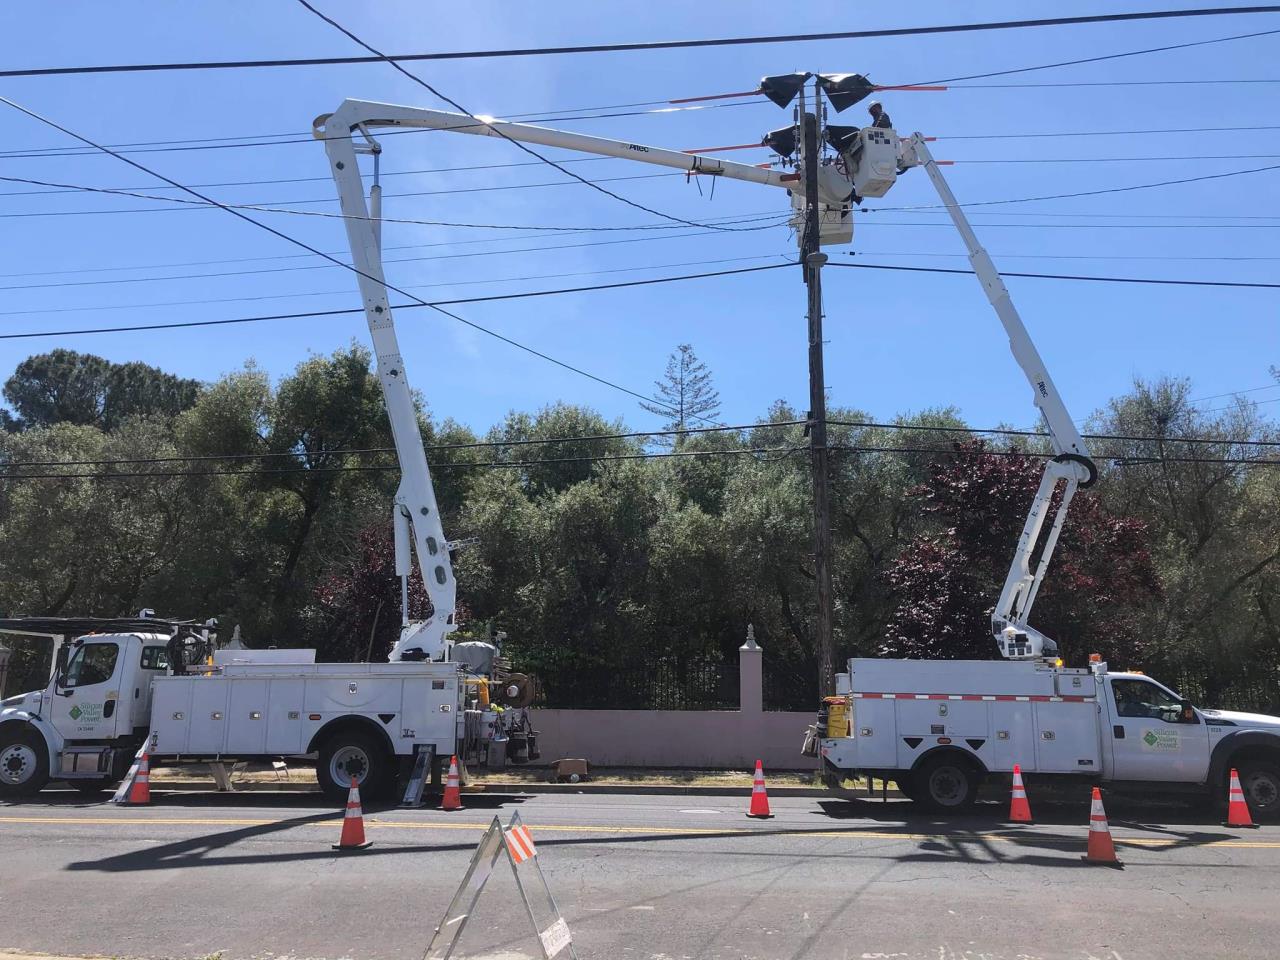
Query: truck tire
1239 761 1280 822
0 727 50 798
916 754 979 812
317 729 394 803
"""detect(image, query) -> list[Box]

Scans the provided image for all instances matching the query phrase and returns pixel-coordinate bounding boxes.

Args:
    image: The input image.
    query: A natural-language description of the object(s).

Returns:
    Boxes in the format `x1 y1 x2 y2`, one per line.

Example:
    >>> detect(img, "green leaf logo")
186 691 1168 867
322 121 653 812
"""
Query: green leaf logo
69 705 83 720
1143 730 1159 747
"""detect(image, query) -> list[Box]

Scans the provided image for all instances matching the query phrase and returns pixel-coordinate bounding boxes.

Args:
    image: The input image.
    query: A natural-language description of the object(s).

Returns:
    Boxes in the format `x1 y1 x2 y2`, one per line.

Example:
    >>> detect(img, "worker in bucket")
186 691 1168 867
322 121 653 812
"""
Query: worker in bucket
867 101 892 130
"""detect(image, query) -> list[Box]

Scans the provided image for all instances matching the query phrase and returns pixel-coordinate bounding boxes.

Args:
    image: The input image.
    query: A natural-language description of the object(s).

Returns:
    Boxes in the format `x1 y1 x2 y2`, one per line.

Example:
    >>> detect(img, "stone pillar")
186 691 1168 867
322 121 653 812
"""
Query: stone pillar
738 624 762 714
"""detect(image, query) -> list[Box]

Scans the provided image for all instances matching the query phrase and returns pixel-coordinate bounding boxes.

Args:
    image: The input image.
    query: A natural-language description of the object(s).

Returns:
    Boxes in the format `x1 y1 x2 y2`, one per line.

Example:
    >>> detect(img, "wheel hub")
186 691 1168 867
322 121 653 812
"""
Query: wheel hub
929 766 965 805
1244 771 1279 811
330 745 370 786
0 745 36 785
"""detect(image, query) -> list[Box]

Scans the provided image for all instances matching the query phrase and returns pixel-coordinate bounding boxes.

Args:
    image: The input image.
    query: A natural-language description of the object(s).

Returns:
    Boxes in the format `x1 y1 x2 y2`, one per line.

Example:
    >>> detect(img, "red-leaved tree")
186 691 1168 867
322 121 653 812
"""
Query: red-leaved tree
882 441 1161 666
306 523 434 662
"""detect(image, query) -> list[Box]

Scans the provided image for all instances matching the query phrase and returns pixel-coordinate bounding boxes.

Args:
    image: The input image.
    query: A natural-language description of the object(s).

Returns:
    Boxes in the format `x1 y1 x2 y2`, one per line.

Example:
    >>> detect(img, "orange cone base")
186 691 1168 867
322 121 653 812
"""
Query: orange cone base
1224 818 1260 829
332 840 373 851
746 811 774 820
1081 854 1123 868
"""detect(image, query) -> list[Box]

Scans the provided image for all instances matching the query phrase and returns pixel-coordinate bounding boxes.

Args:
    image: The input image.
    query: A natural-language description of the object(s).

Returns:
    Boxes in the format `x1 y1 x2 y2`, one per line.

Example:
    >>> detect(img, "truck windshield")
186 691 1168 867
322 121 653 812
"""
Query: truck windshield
63 643 119 688
1111 678 1181 719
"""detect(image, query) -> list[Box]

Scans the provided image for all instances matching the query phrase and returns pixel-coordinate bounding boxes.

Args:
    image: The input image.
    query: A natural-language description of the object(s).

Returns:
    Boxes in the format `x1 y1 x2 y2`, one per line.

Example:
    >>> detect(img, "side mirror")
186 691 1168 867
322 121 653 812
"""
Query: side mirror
53 645 70 685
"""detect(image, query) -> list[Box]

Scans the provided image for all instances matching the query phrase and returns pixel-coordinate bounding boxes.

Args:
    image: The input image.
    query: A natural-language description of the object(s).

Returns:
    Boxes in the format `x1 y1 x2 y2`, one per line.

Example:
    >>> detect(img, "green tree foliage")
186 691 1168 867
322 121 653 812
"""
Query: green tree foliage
3 349 199 431
1 348 1276 712
639 344 721 441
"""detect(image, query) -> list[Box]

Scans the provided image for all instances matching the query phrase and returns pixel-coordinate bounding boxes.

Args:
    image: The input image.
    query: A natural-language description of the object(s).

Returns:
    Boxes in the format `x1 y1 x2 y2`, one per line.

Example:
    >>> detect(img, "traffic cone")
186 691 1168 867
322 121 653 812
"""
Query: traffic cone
117 751 151 805
1009 763 1033 824
440 755 463 811
747 760 773 819
1224 768 1258 828
332 775 372 851
1081 787 1122 867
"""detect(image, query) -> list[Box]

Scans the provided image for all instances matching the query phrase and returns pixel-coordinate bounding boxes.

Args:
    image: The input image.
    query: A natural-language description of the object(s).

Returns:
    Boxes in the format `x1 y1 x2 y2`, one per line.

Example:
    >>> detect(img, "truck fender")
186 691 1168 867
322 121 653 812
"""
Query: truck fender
1207 730 1280 787
305 714 398 759
0 713 59 769
910 744 990 777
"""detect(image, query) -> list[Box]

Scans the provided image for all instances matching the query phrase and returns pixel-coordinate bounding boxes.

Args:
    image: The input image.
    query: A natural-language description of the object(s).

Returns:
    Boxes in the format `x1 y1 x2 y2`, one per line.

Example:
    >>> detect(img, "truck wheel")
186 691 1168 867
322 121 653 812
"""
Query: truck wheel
896 773 921 803
0 728 50 798
1239 761 1280 822
916 755 979 812
317 729 393 803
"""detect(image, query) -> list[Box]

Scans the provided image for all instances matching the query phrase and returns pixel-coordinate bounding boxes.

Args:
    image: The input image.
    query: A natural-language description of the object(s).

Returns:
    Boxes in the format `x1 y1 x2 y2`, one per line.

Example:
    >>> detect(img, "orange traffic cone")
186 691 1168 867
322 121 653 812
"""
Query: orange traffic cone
117 750 151 805
747 760 773 819
1081 787 1122 867
332 775 372 851
1224 768 1258 828
1009 763 1033 824
440 755 463 811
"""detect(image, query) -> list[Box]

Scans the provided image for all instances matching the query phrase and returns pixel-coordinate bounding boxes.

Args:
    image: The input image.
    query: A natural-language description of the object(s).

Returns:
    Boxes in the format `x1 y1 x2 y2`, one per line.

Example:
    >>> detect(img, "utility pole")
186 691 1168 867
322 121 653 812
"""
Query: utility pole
797 80 835 699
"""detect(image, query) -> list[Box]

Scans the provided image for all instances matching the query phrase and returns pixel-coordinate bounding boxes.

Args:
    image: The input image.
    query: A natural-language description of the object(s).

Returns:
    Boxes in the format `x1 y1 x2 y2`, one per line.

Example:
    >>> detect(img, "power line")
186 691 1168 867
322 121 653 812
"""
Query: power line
2 444 1272 483
295 0 749 234
8 8 1279 78
0 253 789 317
1190 383 1280 403
919 25 1280 84
829 261 1280 289
6 418 1277 472
0 95 732 426
0 262 791 340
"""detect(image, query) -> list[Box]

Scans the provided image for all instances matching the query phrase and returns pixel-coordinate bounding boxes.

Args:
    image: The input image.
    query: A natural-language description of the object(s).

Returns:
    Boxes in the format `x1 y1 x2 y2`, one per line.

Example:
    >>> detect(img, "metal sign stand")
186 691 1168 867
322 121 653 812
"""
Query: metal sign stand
424 812 577 960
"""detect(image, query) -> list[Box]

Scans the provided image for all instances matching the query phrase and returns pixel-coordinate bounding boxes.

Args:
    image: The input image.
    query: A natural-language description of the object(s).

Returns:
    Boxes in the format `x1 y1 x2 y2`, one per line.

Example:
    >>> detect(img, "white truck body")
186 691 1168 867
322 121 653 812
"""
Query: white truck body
1 629 524 801
816 657 1280 816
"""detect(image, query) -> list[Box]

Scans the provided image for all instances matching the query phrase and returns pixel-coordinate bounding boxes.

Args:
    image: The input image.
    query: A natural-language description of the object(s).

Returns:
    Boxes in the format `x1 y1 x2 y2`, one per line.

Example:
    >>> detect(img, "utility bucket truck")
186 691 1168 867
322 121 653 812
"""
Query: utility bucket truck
0 97 549 803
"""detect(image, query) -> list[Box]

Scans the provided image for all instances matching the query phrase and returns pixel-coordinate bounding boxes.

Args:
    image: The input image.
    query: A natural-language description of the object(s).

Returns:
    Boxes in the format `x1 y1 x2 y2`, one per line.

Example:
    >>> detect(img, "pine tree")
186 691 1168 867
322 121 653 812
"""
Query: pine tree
640 344 721 443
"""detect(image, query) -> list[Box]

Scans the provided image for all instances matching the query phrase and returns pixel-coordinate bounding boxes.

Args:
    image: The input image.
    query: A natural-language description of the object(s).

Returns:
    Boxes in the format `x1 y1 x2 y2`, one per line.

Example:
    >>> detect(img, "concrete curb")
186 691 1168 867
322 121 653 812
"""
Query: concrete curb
149 779 903 799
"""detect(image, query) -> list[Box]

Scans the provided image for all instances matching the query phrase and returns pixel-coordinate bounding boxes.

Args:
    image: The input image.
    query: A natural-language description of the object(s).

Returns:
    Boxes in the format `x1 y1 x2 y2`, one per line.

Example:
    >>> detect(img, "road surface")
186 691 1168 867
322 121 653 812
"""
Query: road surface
0 788 1276 960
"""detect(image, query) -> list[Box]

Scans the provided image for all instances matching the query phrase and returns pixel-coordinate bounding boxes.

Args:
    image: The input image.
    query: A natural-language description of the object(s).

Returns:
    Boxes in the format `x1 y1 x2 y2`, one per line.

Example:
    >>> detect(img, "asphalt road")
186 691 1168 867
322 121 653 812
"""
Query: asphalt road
0 788 1276 960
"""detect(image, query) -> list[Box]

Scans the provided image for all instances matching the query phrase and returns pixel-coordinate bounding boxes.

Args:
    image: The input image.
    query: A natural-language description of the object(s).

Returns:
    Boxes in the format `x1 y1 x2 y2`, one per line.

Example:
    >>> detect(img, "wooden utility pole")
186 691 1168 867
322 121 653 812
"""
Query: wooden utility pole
798 82 835 699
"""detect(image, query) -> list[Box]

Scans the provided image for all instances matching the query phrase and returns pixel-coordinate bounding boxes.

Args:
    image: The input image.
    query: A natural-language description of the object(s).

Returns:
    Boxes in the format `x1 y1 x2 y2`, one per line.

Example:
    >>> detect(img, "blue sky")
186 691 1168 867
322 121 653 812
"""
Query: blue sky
1 1 1277 434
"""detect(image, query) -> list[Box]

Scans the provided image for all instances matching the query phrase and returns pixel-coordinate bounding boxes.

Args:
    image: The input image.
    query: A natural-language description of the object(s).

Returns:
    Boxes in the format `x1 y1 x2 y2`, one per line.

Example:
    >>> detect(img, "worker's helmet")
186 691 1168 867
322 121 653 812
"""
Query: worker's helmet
867 100 882 113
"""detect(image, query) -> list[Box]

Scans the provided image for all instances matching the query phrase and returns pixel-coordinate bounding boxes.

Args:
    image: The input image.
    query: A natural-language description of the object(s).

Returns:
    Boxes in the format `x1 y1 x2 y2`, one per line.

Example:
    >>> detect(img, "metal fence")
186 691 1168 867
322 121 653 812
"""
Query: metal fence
534 657 739 711
1167 672 1280 716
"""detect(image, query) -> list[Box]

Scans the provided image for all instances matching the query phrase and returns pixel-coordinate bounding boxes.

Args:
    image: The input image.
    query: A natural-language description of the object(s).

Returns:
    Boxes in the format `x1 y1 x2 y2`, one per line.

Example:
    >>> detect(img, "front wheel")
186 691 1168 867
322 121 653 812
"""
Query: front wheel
0 728 50 799
916 755 979 812
1238 762 1280 822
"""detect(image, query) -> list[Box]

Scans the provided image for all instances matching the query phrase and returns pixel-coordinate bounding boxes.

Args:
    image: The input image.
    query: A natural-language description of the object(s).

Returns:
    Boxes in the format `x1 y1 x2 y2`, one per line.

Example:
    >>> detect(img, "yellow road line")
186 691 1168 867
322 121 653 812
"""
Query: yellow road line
1 815 1278 848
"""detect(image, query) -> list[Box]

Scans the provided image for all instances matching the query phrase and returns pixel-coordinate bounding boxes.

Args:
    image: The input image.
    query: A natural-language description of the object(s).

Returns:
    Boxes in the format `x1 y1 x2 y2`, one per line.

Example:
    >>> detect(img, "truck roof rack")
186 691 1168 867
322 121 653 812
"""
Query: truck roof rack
0 617 195 639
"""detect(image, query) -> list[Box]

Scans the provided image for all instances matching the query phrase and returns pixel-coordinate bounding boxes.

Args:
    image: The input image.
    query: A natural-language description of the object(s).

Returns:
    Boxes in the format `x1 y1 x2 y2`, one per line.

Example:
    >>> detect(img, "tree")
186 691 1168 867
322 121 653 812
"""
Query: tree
2 349 200 431
639 344 721 441
882 440 1161 665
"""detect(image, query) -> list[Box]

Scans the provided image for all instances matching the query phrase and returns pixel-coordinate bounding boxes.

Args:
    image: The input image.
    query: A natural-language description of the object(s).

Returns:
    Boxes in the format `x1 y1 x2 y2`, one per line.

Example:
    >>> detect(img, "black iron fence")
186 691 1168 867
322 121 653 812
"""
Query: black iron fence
534 656 739 710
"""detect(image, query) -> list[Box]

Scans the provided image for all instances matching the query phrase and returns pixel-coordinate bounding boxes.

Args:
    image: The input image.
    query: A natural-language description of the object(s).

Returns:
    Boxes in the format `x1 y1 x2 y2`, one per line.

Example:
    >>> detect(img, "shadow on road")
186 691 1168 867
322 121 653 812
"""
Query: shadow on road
5 788 531 812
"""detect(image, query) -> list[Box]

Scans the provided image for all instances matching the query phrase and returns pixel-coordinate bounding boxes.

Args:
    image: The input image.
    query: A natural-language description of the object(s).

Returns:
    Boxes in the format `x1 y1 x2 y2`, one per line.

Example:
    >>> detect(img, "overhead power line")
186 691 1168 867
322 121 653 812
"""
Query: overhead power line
0 262 791 339
829 261 1280 289
6 418 1277 472
295 0 752 234
0 95 735 426
5 7 1278 77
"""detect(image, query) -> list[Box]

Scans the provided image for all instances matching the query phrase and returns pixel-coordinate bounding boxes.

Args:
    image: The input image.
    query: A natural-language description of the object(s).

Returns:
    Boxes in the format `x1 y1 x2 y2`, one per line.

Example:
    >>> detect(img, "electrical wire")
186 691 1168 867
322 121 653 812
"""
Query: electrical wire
0 94 735 426
294 0 753 234
0 253 790 316
6 7 1278 77
828 261 1280 289
2 444 1273 483
1190 383 1280 402
6 418 1276 472
0 262 791 340
917 25 1280 84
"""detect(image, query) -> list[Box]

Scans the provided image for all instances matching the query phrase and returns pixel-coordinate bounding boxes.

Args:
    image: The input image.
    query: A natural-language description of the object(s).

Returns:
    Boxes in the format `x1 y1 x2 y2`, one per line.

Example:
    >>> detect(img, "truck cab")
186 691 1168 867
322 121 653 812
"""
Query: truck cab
0 631 171 796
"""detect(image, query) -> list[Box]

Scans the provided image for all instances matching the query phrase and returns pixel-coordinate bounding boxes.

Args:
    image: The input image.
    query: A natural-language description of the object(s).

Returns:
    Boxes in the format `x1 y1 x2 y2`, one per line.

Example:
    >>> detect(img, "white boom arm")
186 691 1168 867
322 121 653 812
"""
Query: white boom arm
318 101 459 662
902 134 1097 660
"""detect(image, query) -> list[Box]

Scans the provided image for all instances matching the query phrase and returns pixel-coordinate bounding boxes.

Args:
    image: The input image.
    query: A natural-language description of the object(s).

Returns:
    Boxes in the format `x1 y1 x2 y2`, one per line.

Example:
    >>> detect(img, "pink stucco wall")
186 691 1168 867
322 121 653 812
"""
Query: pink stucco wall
531 709 817 769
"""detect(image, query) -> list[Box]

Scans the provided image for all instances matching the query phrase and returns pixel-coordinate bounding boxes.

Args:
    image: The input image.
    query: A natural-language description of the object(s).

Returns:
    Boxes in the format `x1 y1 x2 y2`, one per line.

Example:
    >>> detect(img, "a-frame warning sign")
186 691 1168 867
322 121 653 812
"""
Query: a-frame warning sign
425 812 577 960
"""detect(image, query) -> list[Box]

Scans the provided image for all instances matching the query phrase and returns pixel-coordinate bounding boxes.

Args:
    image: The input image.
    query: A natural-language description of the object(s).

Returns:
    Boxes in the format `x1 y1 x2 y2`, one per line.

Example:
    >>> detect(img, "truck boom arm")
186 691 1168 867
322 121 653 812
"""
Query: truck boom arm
902 134 1097 659
318 101 458 662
